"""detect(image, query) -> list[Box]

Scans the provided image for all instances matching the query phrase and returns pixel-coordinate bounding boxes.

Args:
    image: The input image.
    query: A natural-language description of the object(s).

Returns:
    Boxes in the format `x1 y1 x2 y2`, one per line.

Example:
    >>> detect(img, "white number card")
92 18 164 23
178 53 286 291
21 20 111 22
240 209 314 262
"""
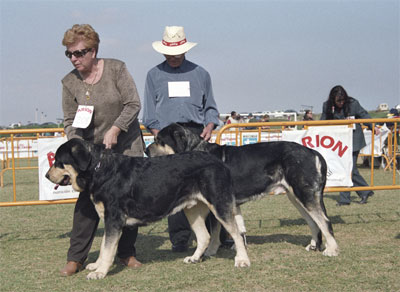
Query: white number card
168 81 191 97
72 105 94 128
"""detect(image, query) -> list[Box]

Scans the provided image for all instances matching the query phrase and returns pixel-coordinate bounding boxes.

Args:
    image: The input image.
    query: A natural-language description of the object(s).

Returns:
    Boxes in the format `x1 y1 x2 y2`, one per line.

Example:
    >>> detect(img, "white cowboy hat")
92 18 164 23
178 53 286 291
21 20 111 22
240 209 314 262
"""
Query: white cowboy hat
152 26 197 55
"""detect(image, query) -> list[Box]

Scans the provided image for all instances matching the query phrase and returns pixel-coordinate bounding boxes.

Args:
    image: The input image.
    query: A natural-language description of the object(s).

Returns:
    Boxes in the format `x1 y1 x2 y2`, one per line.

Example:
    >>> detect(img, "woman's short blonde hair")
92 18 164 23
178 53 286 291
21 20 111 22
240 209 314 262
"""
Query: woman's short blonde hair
62 24 100 54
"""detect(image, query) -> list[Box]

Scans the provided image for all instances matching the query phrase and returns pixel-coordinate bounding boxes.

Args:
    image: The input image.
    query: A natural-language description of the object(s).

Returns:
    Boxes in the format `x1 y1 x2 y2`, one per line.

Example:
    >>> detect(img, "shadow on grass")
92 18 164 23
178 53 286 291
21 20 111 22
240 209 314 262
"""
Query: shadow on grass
279 215 345 227
83 232 241 277
247 233 310 247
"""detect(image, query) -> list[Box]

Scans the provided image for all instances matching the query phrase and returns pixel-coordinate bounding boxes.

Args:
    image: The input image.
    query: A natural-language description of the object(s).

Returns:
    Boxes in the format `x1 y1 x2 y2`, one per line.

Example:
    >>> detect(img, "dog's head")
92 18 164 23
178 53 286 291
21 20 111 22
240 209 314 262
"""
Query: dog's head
146 123 202 157
45 138 93 192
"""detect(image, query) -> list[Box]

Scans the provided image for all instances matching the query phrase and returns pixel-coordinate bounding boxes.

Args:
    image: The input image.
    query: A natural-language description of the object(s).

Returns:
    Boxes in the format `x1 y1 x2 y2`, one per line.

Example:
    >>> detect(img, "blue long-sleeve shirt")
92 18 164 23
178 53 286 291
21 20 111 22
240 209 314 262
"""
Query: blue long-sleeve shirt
142 59 220 130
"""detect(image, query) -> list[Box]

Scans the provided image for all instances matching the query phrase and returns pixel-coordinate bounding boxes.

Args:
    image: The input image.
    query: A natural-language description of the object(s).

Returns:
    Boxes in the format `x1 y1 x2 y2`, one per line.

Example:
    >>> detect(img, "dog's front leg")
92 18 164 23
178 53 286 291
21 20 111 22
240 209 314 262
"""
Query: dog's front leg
234 206 247 236
233 206 247 249
86 228 121 280
86 234 106 272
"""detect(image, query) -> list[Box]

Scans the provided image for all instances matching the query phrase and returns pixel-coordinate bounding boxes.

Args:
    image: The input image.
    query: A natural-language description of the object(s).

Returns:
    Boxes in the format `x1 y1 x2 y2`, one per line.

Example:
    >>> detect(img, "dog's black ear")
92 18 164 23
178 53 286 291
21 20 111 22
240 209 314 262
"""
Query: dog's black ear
173 130 188 152
71 141 92 171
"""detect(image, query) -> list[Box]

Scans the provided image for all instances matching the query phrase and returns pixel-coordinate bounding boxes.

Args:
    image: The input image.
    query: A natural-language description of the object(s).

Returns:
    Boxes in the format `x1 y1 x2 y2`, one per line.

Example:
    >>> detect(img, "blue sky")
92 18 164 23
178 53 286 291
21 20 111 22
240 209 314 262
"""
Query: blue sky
0 0 399 126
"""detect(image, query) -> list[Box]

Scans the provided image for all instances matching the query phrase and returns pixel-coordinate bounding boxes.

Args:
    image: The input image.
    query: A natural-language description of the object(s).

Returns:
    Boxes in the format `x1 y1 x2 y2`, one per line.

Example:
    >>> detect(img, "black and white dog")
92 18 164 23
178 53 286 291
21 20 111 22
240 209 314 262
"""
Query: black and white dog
146 123 339 257
46 138 250 279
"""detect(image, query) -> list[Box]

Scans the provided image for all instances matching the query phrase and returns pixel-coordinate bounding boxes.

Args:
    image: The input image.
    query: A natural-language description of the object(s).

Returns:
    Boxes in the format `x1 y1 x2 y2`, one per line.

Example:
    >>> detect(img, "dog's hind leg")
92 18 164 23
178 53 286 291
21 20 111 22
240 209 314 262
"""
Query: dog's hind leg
204 206 248 256
286 190 323 251
203 205 248 256
183 202 211 264
286 190 339 257
206 205 250 268
216 216 250 267
310 201 339 257
86 227 122 279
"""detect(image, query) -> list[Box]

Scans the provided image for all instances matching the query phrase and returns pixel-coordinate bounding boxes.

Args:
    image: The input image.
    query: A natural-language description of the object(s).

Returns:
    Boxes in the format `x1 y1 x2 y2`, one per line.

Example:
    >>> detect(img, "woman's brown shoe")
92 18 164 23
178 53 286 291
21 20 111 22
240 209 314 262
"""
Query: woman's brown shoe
60 261 83 276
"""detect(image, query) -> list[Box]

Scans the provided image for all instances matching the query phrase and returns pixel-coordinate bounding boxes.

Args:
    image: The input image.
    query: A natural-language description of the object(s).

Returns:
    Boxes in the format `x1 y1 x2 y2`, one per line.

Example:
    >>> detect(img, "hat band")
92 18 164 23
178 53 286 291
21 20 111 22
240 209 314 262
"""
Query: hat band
162 38 187 47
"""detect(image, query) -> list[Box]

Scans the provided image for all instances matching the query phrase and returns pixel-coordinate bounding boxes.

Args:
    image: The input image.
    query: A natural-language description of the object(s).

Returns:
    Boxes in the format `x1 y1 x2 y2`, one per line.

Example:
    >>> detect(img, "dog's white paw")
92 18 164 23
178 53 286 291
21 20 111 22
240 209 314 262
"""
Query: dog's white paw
234 257 251 268
323 247 339 257
85 263 99 271
305 243 318 252
86 271 106 280
183 256 200 264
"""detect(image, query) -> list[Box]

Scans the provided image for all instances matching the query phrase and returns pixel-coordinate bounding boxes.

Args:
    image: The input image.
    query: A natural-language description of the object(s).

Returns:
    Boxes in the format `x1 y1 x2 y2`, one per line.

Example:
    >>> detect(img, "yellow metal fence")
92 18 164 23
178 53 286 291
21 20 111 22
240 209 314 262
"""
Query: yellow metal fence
0 118 399 207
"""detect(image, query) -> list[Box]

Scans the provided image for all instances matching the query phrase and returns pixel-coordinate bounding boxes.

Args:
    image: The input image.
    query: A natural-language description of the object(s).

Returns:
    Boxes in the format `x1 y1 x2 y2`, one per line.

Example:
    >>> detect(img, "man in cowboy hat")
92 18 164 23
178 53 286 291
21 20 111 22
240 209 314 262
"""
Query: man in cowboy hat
142 26 220 252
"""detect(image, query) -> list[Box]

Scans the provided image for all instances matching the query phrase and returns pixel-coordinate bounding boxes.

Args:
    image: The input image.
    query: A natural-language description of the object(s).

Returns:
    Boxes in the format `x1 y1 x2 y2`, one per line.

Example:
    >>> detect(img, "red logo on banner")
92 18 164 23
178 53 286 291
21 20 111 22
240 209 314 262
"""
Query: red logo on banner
302 135 349 158
47 152 55 167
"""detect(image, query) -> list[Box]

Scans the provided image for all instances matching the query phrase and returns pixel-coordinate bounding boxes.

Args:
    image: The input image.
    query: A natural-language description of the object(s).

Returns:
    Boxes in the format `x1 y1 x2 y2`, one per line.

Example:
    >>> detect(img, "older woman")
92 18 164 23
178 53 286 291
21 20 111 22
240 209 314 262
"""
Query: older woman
60 24 144 276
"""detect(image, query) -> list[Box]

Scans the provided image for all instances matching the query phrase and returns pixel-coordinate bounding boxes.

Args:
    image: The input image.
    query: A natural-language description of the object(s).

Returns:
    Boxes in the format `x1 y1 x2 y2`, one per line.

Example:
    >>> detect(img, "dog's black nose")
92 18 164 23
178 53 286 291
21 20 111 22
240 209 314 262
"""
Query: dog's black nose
45 172 50 179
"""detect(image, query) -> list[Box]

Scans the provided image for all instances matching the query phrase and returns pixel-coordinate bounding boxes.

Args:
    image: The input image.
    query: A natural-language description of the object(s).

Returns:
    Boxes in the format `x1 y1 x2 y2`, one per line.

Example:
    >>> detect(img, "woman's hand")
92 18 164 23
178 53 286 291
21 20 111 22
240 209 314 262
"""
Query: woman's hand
103 126 121 149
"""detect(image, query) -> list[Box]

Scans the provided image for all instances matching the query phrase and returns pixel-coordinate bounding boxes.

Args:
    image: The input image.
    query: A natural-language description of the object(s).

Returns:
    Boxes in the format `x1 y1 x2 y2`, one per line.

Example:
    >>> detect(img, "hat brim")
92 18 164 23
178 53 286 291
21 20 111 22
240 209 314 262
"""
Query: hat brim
152 41 197 55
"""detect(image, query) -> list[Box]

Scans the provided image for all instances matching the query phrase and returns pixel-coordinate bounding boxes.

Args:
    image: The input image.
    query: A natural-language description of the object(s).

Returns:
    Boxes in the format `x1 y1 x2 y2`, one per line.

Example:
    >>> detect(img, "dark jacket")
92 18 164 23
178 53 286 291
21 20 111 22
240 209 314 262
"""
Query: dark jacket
320 97 371 152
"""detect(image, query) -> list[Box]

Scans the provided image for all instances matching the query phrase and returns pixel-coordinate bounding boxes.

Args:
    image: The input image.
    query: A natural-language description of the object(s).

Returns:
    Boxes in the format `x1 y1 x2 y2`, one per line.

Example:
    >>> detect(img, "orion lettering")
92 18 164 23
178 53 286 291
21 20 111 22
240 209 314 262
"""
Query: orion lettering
302 135 348 157
77 107 93 114
47 151 55 167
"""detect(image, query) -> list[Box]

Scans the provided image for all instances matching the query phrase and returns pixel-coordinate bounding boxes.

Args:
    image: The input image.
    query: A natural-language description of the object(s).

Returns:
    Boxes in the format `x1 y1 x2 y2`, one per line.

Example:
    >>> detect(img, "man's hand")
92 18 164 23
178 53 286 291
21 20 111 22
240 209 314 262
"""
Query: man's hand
150 128 160 137
200 123 214 141
103 126 121 149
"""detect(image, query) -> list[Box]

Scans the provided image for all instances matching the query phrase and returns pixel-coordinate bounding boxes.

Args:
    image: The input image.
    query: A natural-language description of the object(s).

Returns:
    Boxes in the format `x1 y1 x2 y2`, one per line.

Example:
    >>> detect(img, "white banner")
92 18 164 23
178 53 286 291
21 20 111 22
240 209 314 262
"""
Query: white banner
282 126 353 187
38 137 79 200
0 139 38 160
360 125 390 156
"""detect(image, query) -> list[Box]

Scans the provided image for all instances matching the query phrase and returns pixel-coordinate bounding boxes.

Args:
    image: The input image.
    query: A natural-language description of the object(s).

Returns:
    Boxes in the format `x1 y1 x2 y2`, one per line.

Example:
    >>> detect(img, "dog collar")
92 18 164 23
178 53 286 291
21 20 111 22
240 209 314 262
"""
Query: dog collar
94 161 101 172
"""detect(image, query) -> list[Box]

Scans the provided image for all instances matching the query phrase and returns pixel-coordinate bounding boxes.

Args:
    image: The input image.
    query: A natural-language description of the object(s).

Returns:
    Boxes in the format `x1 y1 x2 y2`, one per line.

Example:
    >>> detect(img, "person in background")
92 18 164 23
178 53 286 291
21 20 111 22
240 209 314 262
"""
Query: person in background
303 110 314 121
320 85 379 206
249 113 259 123
246 113 258 129
226 111 239 124
60 24 144 276
260 114 270 129
236 114 245 123
142 26 220 252
386 108 399 129
223 115 229 125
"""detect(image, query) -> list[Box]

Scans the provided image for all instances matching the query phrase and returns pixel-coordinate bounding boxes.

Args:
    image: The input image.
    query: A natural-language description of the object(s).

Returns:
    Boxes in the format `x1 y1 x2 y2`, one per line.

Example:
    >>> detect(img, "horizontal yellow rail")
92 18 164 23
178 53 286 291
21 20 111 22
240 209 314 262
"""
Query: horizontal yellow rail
0 119 398 206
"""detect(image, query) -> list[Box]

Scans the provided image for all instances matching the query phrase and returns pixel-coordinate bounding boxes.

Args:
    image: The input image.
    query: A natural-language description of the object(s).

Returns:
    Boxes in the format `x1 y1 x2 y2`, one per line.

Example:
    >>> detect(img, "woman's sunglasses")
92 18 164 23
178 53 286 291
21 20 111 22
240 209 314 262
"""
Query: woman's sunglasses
65 48 92 59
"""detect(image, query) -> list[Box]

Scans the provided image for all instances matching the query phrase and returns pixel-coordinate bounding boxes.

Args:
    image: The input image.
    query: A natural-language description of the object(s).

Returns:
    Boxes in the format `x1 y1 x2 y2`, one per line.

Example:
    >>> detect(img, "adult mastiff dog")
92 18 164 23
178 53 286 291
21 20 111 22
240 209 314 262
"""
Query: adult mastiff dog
146 123 339 257
46 138 250 279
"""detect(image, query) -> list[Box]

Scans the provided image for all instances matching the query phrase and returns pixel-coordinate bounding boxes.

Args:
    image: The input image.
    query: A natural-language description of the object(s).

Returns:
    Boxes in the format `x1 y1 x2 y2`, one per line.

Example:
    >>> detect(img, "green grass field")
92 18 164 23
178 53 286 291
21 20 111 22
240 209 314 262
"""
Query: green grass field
1 166 399 292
